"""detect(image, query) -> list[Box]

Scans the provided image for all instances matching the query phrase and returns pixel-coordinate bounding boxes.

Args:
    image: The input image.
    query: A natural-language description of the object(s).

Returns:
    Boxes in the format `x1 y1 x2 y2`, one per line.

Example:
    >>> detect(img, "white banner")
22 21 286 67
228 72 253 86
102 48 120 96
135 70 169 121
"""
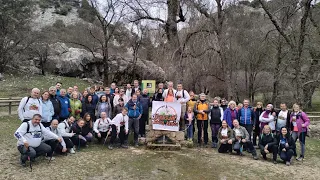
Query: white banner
152 101 181 132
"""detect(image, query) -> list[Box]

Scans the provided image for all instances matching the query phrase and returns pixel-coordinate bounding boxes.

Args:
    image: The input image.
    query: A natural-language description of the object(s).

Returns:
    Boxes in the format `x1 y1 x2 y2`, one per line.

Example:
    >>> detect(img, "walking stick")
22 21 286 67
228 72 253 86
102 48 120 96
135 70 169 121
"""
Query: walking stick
48 140 60 164
27 147 32 172
103 130 110 146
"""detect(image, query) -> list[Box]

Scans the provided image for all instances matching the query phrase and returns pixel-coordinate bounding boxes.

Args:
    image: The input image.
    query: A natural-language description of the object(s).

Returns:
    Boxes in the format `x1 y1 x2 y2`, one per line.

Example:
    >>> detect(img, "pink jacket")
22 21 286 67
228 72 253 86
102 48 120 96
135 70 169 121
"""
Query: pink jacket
290 111 310 133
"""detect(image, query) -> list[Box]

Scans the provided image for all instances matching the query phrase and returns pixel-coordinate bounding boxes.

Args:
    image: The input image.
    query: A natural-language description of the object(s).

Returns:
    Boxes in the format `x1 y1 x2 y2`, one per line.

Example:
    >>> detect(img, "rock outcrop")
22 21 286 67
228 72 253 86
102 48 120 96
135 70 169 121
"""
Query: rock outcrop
42 43 166 82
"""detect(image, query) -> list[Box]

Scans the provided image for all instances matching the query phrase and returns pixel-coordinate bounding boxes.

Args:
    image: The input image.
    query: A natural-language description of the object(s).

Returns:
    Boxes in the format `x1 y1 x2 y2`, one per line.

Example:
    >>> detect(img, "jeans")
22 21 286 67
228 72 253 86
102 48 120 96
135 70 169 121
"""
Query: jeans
280 149 294 162
210 124 221 143
259 144 278 160
292 131 306 157
197 120 208 144
187 123 194 139
129 118 140 143
18 142 52 163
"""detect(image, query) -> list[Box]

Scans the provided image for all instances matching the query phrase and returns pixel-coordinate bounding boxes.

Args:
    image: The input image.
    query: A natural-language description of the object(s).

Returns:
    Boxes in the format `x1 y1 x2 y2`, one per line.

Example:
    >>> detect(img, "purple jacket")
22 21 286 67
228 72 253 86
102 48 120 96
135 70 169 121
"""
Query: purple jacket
290 111 310 133
223 108 238 128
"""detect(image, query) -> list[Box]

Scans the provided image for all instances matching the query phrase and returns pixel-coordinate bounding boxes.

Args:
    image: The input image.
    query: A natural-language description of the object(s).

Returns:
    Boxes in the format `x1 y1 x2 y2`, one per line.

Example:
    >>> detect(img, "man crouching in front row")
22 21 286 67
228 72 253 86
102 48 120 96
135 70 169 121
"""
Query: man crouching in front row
14 114 62 167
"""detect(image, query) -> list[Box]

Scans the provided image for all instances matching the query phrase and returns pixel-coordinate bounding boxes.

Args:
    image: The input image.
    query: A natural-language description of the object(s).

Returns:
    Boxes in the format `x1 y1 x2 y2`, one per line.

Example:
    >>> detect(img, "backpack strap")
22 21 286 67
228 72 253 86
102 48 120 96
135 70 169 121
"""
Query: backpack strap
25 121 41 134
23 96 31 112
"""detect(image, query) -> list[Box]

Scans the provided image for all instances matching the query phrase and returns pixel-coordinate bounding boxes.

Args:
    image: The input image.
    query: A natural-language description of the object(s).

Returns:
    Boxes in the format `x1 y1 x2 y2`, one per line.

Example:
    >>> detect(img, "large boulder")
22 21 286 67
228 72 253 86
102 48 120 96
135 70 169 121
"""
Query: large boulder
43 43 166 82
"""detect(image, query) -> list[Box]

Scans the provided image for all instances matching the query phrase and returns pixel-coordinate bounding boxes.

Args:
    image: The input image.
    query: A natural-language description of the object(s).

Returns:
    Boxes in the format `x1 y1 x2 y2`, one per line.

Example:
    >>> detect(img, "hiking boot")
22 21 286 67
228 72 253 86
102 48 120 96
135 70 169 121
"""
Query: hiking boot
70 148 76 154
286 161 291 166
296 156 304 161
253 155 258 160
108 145 113 150
45 156 55 161
134 143 139 148
211 142 217 148
204 144 208 148
20 160 26 167
273 160 277 164
247 149 252 153
121 144 128 149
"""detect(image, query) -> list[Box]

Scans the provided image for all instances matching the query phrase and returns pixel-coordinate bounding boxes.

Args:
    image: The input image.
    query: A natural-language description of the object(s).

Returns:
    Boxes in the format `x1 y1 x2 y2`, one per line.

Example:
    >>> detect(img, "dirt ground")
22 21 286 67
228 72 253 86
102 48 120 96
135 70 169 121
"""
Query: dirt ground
1 115 320 180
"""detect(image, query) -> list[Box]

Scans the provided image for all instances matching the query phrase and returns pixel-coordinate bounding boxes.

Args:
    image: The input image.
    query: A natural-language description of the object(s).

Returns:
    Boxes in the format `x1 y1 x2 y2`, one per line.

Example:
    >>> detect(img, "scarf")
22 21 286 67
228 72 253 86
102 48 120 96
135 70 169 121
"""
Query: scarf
263 110 270 118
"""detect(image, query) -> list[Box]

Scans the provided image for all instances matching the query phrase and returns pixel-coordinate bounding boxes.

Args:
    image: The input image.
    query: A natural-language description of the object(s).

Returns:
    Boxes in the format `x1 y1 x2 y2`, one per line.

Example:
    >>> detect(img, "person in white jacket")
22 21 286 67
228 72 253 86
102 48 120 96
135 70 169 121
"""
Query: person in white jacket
14 114 61 167
18 88 42 122
259 104 276 132
93 112 117 150
175 83 190 130
162 81 177 99
110 108 129 148
58 116 76 153
44 120 70 158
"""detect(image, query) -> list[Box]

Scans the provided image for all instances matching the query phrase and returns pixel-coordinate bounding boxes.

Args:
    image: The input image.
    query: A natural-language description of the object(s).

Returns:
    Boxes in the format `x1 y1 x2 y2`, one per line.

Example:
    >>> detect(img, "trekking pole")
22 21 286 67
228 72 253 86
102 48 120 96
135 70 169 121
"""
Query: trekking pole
103 130 110 146
27 147 32 172
78 135 81 151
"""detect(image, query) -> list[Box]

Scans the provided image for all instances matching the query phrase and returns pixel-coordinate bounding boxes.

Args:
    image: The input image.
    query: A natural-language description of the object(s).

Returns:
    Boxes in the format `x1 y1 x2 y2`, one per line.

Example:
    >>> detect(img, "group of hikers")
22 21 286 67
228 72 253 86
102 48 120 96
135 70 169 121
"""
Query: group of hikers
14 80 310 168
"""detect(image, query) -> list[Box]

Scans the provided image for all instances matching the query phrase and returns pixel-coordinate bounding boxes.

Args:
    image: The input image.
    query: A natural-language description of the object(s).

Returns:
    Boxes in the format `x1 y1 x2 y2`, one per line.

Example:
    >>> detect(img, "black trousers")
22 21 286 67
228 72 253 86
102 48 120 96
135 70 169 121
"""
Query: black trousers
197 120 208 144
280 149 294 162
234 141 257 156
139 112 148 136
240 124 253 143
44 139 59 155
63 137 74 148
218 144 232 153
253 125 260 146
18 143 52 163
259 144 278 160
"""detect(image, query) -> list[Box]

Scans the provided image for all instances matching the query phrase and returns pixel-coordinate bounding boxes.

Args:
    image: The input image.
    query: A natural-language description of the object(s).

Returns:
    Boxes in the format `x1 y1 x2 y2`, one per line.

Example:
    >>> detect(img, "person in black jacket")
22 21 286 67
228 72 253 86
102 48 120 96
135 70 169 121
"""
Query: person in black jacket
49 86 61 120
210 99 224 148
71 119 87 148
278 127 296 166
152 88 164 101
139 89 151 137
275 103 291 134
82 113 93 142
82 95 96 121
113 97 125 118
259 125 278 164
253 102 263 146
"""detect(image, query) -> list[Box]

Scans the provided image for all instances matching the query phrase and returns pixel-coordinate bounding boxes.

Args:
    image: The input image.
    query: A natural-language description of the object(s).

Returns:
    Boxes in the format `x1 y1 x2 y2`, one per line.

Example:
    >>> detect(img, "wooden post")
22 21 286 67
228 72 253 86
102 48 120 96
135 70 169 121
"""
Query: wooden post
9 97 12 115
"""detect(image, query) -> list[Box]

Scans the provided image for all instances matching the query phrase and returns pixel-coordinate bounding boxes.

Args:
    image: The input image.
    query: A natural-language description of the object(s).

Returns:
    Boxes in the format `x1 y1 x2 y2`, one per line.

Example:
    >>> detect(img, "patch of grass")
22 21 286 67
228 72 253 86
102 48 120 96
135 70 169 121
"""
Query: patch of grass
0 73 91 97
2 115 320 179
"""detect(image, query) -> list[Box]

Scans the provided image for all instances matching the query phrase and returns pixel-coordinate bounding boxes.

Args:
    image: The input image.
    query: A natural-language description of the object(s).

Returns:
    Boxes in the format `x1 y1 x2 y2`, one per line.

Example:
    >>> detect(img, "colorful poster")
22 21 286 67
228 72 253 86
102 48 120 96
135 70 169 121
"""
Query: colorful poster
152 101 181 132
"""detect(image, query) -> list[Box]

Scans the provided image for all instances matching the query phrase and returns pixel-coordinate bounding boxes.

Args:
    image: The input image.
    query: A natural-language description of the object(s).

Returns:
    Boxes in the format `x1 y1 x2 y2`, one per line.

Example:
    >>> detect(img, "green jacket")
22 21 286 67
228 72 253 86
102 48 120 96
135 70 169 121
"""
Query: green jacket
218 126 233 148
70 98 82 119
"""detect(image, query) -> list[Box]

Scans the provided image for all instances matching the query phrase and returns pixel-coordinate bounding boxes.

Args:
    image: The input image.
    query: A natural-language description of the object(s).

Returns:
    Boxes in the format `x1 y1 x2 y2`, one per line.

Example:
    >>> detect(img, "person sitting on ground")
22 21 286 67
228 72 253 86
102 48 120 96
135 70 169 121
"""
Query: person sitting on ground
259 125 278 164
18 88 42 122
113 88 128 107
93 112 113 144
81 113 93 142
231 119 258 160
194 93 210 147
210 98 224 148
184 106 195 142
278 127 296 166
152 88 164 102
259 104 276 133
41 91 54 127
125 94 143 147
113 98 125 118
58 89 71 122
44 119 69 156
82 95 96 121
290 103 310 161
14 114 61 167
110 108 129 149
218 120 233 153
70 91 82 120
49 86 61 120
96 95 112 119
58 116 76 154
71 119 87 148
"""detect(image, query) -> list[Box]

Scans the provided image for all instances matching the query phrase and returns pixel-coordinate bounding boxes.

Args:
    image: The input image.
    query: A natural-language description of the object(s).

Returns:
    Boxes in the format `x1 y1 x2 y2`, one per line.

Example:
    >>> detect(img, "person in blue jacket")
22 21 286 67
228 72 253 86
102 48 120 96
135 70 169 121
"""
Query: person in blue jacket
58 89 71 122
125 94 143 147
237 99 255 151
